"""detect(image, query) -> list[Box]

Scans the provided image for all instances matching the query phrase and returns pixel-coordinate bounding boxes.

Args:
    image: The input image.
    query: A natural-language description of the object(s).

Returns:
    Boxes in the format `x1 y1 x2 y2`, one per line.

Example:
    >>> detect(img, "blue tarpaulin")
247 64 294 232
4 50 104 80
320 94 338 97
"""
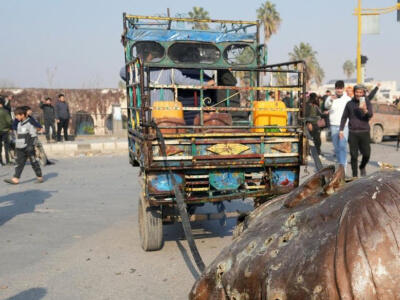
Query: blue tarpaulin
126 29 256 43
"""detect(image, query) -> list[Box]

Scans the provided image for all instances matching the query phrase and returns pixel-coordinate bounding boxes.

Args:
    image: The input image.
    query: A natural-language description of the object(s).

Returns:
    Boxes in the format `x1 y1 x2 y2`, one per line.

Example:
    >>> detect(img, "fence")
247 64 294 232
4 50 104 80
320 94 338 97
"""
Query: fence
31 110 128 136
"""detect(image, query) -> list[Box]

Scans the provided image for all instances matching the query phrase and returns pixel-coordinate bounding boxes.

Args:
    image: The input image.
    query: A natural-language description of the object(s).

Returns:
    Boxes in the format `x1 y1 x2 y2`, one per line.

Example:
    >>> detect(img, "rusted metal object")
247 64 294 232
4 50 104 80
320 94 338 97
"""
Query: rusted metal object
190 167 400 300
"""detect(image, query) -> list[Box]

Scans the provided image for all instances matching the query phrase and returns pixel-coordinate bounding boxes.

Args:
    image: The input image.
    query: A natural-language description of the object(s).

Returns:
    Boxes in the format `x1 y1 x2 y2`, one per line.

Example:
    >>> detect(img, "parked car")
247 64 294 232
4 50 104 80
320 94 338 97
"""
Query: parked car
370 103 400 143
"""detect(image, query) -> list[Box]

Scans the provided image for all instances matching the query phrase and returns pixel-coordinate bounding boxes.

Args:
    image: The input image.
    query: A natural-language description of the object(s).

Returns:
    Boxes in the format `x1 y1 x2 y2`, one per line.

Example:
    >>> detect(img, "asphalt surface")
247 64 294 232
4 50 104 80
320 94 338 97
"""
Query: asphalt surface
0 139 399 300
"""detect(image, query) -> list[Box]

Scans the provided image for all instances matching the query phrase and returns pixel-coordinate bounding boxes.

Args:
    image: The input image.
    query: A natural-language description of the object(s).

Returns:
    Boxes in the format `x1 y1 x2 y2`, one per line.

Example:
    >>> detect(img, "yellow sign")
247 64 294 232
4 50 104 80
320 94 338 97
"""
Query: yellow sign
207 144 249 155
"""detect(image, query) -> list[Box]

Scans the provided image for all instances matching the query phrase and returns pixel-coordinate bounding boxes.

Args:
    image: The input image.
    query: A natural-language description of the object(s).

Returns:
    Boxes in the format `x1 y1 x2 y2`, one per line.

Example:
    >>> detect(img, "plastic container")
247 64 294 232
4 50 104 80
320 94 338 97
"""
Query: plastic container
152 101 184 120
252 101 287 133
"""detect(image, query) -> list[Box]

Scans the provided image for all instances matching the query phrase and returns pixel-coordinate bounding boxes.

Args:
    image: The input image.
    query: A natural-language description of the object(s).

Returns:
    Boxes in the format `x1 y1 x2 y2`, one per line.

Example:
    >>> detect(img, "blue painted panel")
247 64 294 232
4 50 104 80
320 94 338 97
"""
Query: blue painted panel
272 169 297 189
210 171 244 191
149 173 183 192
127 29 256 43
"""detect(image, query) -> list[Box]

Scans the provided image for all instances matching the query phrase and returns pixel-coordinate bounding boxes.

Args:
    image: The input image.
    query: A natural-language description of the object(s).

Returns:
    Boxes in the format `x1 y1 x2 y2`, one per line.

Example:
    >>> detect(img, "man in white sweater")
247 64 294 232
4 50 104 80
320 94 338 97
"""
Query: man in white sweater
324 80 351 169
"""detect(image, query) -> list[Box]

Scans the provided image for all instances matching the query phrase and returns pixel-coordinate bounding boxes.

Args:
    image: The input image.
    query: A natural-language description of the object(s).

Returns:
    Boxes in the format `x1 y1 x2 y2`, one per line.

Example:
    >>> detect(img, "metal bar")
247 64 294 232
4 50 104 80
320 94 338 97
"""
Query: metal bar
194 154 263 160
151 140 192 145
147 106 300 112
155 125 299 129
125 14 258 25
149 83 302 92
264 153 298 157
147 162 299 171
151 132 298 138
245 185 267 190
185 187 210 192
185 181 209 186
185 175 209 179
192 138 299 145
153 156 193 161
200 70 204 126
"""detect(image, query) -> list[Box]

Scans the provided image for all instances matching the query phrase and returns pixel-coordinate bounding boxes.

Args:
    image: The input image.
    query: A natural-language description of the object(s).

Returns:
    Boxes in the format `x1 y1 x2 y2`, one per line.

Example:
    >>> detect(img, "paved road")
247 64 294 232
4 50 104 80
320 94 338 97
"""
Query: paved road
0 140 399 300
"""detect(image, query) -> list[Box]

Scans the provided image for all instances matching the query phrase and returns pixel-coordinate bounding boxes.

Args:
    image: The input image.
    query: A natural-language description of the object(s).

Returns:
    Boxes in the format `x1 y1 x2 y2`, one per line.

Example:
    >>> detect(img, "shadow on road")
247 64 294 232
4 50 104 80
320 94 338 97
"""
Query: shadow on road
0 190 54 226
19 172 58 184
176 240 200 280
5 288 46 300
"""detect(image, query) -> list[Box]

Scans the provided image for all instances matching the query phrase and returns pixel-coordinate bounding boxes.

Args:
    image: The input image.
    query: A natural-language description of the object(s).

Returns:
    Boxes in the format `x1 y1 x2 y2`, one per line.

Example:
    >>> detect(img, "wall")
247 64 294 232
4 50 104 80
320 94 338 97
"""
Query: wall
0 88 127 135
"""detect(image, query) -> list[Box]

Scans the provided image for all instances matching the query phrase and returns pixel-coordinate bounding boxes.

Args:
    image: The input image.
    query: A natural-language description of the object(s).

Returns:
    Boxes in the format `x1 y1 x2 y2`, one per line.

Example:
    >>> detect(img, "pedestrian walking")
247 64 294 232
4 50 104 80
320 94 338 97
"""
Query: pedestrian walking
0 98 12 166
55 94 70 142
4 107 43 185
339 84 374 178
40 97 57 142
324 80 351 170
305 93 324 160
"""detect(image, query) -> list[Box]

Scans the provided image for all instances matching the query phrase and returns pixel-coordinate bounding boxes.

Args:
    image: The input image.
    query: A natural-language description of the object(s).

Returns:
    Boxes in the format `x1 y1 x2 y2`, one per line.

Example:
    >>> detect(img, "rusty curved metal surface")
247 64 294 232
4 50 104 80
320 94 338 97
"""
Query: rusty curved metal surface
190 167 400 300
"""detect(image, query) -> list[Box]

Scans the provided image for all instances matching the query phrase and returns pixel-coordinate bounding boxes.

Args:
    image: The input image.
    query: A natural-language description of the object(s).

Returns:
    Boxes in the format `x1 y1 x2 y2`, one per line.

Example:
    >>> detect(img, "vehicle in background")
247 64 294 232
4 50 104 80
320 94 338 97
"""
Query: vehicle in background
370 103 400 143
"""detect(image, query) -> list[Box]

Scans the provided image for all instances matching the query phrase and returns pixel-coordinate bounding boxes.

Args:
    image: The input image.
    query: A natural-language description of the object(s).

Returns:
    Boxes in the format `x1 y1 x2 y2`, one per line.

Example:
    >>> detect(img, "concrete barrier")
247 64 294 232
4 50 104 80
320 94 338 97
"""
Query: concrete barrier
42 140 128 157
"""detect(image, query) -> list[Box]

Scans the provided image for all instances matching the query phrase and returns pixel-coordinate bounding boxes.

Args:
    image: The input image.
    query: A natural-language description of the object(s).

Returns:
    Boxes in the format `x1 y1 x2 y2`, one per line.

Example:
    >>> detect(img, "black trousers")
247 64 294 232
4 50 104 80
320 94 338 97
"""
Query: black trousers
44 120 56 141
14 148 42 179
348 131 371 177
57 119 69 141
310 124 322 155
0 131 10 164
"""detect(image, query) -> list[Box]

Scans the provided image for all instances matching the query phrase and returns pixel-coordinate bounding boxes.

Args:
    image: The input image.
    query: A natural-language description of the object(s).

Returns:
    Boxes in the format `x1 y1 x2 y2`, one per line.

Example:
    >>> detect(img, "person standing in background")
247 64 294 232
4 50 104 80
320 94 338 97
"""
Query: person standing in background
55 94 70 142
320 90 331 129
339 84 374 178
282 92 294 125
324 80 351 171
305 93 324 160
0 99 12 166
40 97 57 142
345 86 354 98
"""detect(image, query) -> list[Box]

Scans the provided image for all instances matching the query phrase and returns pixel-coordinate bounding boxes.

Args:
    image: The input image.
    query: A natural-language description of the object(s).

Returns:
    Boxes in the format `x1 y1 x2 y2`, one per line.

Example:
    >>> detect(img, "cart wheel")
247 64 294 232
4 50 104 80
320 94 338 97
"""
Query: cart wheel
138 195 163 251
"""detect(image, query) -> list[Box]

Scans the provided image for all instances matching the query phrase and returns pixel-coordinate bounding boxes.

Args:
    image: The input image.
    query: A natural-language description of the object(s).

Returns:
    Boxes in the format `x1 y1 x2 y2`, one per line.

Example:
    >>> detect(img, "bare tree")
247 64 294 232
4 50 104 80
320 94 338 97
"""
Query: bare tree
46 66 58 88
0 79 17 88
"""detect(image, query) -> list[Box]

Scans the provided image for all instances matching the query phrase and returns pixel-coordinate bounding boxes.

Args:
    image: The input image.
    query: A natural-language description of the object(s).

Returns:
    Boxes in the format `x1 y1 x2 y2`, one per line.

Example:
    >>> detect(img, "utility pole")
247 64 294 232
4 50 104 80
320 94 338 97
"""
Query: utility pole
355 1 400 84
357 0 362 84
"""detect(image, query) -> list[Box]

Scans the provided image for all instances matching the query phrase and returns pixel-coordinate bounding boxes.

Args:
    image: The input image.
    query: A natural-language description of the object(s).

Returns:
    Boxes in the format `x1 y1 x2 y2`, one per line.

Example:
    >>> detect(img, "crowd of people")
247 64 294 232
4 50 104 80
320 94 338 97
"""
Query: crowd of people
0 93 71 184
305 80 381 179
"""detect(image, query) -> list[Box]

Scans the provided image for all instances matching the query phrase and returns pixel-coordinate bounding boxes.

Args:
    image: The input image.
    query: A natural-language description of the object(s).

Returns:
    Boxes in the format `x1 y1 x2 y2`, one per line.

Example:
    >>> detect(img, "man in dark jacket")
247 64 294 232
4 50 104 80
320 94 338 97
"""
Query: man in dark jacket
339 84 375 178
40 97 56 142
0 98 12 165
55 94 70 142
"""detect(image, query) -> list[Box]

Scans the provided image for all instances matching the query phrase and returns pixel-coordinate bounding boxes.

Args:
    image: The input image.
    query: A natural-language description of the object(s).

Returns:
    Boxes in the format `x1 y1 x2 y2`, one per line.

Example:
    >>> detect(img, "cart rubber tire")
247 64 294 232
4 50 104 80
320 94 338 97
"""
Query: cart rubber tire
138 196 163 251
372 125 383 144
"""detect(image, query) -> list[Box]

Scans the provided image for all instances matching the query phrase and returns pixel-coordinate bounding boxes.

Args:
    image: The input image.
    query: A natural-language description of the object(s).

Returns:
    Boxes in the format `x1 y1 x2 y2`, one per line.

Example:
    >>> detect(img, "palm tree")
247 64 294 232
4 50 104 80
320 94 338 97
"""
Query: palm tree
256 1 282 44
188 7 210 30
343 60 355 79
289 42 325 86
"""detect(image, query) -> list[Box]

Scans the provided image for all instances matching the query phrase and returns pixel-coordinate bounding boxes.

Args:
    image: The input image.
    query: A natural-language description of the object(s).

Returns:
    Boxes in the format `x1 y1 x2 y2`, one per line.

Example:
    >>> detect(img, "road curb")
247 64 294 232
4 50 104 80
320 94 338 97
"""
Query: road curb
42 141 128 157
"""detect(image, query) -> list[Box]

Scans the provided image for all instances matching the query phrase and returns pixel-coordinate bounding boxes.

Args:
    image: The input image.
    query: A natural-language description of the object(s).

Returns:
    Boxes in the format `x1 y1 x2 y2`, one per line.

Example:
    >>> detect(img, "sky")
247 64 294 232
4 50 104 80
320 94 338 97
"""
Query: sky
0 0 399 89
